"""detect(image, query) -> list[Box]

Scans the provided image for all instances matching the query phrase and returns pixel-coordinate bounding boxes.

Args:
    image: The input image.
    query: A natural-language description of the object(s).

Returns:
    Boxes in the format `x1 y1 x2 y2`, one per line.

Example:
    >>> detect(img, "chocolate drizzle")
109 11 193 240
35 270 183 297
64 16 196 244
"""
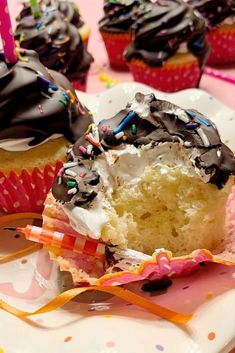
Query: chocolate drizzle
15 8 93 82
99 0 151 33
188 0 235 28
124 0 210 67
52 92 235 207
0 49 93 145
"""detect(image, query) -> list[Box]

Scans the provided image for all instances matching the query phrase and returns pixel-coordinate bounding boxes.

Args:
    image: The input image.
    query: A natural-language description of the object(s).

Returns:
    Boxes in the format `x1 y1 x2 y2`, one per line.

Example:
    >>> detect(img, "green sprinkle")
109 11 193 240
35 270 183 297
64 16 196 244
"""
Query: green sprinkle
67 180 76 187
59 99 67 106
131 124 137 135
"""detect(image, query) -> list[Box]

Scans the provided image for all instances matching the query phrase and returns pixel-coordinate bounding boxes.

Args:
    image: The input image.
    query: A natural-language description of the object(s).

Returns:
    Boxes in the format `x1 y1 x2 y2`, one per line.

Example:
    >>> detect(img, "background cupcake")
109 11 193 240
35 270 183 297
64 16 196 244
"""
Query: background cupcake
99 0 150 70
15 7 93 91
188 0 235 66
0 49 93 214
16 0 91 46
124 0 210 92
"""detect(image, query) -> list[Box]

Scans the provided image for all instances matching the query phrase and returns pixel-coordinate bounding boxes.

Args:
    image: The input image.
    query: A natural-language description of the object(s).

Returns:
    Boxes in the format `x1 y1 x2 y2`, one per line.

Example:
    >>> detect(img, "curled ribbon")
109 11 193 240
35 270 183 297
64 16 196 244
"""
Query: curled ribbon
0 285 192 324
0 212 192 324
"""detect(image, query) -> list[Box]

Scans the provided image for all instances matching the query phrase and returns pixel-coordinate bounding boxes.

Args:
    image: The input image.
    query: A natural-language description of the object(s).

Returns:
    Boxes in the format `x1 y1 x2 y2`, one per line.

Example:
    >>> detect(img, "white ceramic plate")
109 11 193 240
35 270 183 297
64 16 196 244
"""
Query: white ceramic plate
0 83 235 353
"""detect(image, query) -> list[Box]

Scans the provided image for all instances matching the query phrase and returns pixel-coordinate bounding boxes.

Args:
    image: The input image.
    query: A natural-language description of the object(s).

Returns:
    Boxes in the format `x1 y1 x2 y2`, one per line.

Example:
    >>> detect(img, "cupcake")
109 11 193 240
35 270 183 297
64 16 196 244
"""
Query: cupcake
15 8 93 91
124 0 210 92
99 0 150 70
0 49 93 214
188 0 235 66
43 92 235 284
16 0 91 46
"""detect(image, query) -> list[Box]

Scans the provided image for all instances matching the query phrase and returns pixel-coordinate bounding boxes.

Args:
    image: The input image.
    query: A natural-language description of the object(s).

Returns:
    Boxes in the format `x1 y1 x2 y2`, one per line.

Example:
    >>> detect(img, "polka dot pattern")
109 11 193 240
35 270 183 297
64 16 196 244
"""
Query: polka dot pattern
155 344 165 351
129 59 201 92
106 341 115 348
208 332 216 341
64 336 72 343
0 161 63 213
207 29 235 65
0 2 17 63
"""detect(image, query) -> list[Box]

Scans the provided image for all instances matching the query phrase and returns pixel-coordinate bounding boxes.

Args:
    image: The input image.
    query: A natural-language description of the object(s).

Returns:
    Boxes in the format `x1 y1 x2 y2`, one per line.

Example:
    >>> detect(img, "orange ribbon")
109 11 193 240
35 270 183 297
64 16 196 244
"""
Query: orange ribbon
0 212 192 324
0 285 192 324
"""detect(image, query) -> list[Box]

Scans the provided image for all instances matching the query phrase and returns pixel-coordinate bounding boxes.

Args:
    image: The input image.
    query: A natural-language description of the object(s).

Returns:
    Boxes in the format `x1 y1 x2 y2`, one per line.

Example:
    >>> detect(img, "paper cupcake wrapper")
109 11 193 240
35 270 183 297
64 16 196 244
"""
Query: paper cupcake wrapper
100 31 131 70
0 162 63 214
42 191 235 286
72 78 87 92
128 59 202 92
0 212 192 323
207 26 235 66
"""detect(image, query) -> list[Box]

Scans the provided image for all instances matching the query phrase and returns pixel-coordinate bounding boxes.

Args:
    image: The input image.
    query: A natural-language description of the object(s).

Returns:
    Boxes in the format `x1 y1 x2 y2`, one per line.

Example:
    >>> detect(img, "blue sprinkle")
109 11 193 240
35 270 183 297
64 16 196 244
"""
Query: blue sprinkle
114 111 137 134
62 92 70 101
186 111 196 118
48 84 58 91
186 111 210 127
35 20 45 30
195 117 211 127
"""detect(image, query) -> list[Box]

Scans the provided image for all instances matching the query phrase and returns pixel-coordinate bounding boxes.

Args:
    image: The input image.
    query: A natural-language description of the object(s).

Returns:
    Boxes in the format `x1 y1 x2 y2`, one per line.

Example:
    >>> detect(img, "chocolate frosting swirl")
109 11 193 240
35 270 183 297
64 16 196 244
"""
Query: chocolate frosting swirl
16 0 84 29
15 8 93 82
188 0 235 28
0 49 93 145
124 0 209 67
52 92 235 208
99 0 150 33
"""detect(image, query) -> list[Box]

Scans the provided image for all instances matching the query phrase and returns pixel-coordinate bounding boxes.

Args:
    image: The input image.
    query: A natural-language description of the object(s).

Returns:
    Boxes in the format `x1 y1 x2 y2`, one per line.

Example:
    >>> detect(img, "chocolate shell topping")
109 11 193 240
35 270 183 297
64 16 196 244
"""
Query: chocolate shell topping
52 92 235 207
15 8 93 82
99 0 151 33
0 49 93 145
124 0 210 67
16 0 85 29
188 0 235 28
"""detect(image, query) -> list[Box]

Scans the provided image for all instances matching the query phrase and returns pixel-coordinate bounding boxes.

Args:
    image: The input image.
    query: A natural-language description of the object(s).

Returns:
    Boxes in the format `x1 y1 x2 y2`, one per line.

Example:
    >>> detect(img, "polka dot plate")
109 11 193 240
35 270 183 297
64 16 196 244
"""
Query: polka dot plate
0 83 234 353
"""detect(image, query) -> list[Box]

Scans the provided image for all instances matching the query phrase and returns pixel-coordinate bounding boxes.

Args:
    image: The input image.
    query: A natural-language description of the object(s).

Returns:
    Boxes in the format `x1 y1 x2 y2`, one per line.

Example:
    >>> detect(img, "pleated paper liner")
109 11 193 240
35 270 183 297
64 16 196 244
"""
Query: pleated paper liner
42 191 235 287
207 24 235 66
72 79 87 92
100 31 131 70
0 161 63 214
0 213 191 324
128 57 202 92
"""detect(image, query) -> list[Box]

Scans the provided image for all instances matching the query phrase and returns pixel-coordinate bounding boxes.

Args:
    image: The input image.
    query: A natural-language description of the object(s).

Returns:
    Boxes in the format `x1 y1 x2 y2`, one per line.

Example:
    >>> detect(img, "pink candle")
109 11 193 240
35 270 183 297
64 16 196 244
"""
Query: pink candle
0 0 17 64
